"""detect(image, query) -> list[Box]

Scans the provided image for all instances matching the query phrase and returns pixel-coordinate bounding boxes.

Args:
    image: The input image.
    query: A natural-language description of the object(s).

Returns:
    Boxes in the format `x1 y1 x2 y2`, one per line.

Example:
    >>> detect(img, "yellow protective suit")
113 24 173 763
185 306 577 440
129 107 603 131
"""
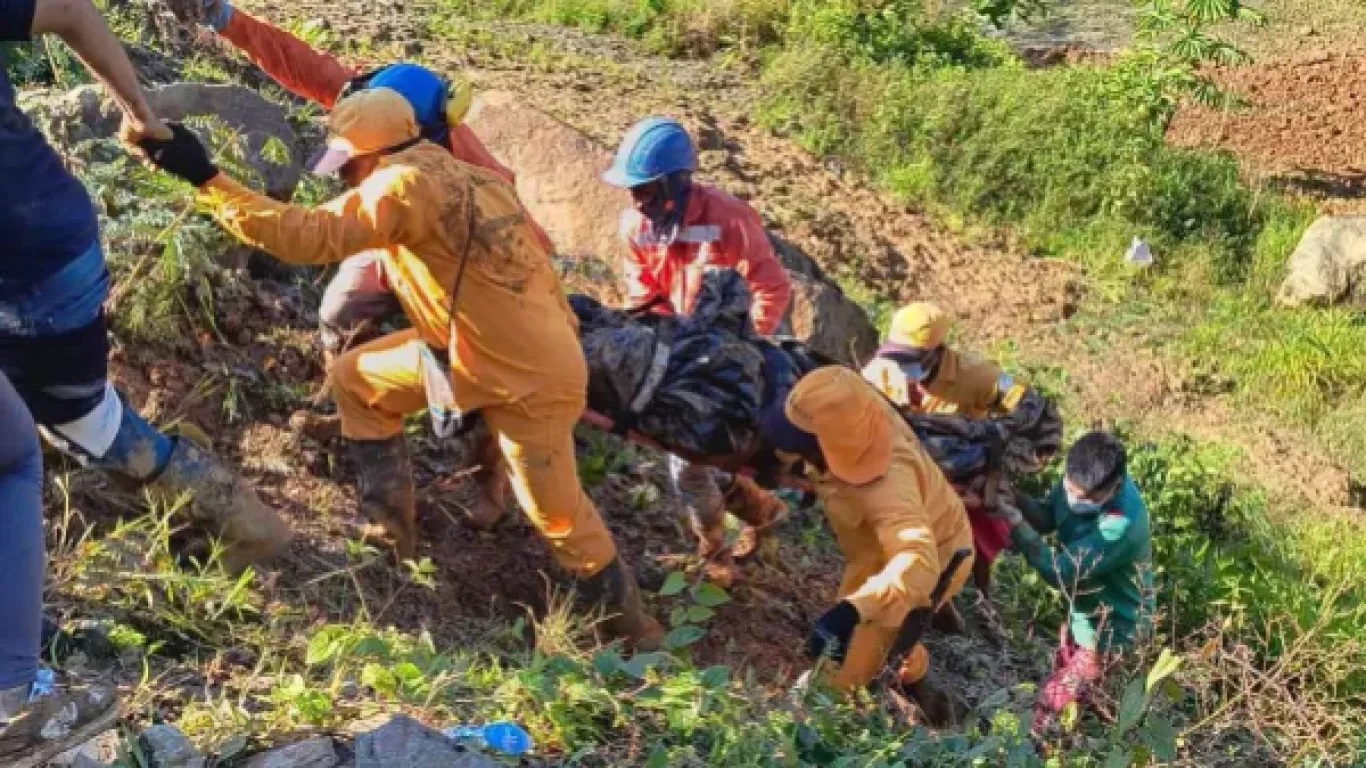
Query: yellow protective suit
197 143 616 577
788 369 974 689
865 349 1028 419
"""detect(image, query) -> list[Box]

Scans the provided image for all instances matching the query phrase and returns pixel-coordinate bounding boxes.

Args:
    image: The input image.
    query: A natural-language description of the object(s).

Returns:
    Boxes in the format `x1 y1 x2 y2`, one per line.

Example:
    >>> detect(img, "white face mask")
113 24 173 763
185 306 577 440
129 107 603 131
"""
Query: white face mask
1064 476 1119 514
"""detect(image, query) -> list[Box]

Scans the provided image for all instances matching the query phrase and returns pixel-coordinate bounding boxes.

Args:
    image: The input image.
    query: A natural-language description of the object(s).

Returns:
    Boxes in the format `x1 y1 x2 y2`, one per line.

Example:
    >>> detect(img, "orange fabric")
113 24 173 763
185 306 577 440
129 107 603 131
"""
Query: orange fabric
785 367 891 486
920 349 1006 418
829 522 972 690
620 183 791 335
803 390 973 690
330 330 616 576
217 10 522 189
326 87 419 155
219 10 353 108
199 142 584 416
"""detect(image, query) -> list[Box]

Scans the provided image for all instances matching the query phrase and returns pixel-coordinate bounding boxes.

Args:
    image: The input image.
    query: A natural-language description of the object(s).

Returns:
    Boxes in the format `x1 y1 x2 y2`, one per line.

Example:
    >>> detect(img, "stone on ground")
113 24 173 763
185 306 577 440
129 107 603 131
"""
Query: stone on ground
1277 215 1366 308
241 736 339 768
137 724 204 768
352 715 497 768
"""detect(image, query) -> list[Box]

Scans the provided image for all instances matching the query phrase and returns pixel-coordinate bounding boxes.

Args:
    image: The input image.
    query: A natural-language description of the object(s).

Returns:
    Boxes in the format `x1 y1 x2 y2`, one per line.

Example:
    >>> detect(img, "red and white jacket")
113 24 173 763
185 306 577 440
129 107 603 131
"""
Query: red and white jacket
619 183 792 336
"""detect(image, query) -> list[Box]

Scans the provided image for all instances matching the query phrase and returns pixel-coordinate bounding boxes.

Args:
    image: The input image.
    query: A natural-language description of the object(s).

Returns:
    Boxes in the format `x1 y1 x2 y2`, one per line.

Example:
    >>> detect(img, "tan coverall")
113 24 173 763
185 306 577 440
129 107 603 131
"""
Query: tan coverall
197 142 616 577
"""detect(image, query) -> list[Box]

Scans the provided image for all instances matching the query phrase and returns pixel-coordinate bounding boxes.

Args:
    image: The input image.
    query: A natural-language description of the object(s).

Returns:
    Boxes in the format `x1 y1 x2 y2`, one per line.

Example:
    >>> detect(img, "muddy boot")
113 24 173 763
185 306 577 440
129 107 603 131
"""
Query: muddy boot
690 515 740 588
724 475 785 560
289 410 342 442
149 438 292 573
464 431 509 530
901 676 966 728
350 436 418 562
577 557 665 650
0 679 119 768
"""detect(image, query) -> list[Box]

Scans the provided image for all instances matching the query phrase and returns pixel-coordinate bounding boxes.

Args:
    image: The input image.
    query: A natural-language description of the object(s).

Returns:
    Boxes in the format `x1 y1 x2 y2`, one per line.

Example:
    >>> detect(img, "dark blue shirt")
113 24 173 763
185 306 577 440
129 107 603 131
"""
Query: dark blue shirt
1 0 99 288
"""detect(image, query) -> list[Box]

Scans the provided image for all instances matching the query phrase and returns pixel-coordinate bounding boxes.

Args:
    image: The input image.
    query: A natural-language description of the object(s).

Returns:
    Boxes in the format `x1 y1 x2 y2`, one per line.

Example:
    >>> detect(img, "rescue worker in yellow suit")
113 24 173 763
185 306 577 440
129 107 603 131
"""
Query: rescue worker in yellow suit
136 88 664 648
862 301 1060 609
760 367 974 724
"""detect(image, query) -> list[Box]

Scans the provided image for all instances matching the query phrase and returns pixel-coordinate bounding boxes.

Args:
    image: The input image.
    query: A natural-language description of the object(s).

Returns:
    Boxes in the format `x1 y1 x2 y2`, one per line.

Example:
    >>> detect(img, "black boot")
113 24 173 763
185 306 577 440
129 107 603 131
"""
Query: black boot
349 436 418 561
577 557 665 650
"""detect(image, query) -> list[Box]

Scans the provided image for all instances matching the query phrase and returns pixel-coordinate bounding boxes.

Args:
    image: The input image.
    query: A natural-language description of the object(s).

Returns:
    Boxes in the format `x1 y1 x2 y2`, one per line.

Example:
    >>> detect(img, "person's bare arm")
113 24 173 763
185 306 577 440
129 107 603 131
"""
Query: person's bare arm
29 0 170 140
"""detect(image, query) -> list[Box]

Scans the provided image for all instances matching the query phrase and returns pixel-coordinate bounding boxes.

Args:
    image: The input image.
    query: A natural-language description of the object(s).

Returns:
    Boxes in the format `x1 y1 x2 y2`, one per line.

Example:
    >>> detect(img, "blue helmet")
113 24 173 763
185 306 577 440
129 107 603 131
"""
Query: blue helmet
367 63 446 127
602 117 696 189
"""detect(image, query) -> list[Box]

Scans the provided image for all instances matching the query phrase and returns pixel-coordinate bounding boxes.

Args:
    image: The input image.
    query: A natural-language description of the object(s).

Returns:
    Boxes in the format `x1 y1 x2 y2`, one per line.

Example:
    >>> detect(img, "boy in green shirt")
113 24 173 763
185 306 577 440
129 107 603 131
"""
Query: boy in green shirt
993 431 1154 734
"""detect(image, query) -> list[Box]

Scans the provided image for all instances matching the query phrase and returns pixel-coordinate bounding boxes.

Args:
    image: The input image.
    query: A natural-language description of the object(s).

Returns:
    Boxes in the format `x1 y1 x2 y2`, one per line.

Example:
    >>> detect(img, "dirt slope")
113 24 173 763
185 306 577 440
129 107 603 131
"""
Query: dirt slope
1169 51 1366 213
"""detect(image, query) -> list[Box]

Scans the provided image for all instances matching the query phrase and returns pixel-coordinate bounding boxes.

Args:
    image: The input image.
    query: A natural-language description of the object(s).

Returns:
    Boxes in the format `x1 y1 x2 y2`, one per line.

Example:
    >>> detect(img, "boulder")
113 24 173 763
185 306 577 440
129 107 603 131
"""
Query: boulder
137 724 205 768
1277 215 1366 308
770 234 878 365
464 91 632 267
23 83 303 199
785 271 879 365
241 736 339 768
352 715 497 768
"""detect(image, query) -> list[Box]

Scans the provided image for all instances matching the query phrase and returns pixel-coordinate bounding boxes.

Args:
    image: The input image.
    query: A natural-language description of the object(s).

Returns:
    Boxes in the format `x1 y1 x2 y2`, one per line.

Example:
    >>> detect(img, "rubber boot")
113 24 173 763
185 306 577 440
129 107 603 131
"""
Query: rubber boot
724 475 785 559
900 675 966 728
148 438 292 573
577 557 665 650
349 436 418 562
464 429 509 530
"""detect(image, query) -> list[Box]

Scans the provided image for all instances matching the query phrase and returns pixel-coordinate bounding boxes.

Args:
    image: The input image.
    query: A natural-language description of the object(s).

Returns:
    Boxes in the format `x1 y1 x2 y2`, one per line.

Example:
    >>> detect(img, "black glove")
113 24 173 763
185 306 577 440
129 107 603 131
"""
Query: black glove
806 600 860 663
139 122 219 187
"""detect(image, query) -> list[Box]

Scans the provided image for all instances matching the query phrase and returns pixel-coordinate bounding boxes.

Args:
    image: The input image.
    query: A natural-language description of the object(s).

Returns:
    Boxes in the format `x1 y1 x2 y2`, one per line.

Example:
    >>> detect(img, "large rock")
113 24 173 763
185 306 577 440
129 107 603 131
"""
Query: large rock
241 736 339 768
23 83 303 199
771 234 878 365
1278 215 1366 308
466 93 877 362
352 715 496 768
464 91 632 266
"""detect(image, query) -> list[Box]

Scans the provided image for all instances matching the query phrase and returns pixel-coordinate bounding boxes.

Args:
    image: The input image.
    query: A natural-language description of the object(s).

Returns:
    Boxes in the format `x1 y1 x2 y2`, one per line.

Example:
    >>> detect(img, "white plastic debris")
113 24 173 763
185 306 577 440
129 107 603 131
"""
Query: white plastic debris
1125 237 1154 267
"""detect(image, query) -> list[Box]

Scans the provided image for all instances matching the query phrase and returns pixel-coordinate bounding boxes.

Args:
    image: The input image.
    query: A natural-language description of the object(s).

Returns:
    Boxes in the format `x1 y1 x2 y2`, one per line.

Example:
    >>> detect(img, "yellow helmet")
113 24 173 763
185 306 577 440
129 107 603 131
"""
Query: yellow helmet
444 74 475 127
886 301 949 350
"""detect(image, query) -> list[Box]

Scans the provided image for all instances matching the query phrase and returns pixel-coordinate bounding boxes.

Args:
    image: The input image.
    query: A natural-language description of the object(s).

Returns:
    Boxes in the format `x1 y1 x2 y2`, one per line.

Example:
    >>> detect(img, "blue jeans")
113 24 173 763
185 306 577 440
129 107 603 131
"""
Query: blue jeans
0 370 43 692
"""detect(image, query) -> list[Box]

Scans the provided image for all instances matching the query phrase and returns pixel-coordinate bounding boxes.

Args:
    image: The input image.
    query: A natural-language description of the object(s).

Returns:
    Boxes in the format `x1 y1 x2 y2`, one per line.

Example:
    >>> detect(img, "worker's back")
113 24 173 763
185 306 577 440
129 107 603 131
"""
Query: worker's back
364 142 585 410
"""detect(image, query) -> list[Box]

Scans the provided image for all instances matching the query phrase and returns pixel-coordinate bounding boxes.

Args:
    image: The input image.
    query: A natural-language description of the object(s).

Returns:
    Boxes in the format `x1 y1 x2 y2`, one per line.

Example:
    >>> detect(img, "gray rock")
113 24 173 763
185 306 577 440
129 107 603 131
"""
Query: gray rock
353 715 497 768
22 83 303 199
785 271 879 366
137 724 205 768
1277 215 1366 308
241 736 339 768
464 90 633 268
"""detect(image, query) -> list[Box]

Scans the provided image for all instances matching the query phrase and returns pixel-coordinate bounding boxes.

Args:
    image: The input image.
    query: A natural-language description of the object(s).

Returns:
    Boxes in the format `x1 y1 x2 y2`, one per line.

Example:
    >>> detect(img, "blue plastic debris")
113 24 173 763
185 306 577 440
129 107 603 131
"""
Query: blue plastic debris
444 720 534 756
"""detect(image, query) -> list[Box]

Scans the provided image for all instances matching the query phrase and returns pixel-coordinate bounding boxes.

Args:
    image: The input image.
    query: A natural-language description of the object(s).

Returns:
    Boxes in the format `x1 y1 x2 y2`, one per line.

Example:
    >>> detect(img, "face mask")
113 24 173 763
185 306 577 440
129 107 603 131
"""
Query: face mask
897 360 928 383
1065 488 1111 514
